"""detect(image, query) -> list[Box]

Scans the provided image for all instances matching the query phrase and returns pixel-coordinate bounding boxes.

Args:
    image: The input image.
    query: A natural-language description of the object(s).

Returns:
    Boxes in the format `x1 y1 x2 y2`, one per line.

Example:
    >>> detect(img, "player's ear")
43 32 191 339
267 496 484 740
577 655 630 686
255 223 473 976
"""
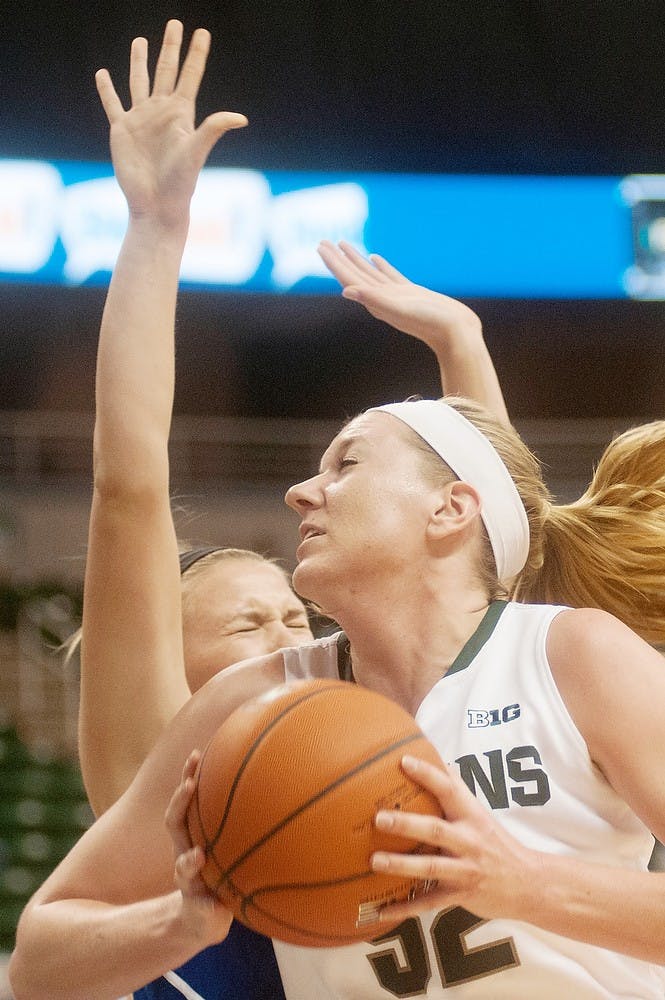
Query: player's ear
426 481 481 541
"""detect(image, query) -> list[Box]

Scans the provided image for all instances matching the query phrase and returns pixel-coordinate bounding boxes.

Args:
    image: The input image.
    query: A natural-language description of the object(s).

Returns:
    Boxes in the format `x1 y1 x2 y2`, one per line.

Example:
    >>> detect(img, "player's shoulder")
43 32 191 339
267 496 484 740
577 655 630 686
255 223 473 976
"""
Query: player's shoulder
281 630 346 681
208 648 288 693
546 606 660 693
193 634 346 728
548 605 644 655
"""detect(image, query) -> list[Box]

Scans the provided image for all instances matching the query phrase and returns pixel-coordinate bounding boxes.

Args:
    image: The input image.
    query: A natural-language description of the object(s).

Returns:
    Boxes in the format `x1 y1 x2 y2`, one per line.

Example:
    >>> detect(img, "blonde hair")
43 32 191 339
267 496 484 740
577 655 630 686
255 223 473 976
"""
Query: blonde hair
410 399 665 644
179 547 289 614
63 546 292 663
515 421 665 645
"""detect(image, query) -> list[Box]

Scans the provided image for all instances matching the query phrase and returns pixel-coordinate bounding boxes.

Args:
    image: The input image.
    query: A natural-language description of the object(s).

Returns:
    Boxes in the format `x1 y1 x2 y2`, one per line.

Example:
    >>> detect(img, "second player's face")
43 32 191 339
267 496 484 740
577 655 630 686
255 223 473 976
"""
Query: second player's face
182 558 312 692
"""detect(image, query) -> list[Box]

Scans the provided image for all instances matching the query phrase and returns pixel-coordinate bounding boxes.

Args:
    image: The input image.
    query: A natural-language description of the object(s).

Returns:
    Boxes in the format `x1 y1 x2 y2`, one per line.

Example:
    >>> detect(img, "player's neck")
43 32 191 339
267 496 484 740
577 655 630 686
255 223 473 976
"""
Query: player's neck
339 581 492 715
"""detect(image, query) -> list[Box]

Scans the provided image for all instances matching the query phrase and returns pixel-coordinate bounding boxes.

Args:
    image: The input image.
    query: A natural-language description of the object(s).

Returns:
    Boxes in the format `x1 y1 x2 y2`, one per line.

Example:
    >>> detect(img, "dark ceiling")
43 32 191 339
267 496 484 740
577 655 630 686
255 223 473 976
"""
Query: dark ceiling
1 1 664 420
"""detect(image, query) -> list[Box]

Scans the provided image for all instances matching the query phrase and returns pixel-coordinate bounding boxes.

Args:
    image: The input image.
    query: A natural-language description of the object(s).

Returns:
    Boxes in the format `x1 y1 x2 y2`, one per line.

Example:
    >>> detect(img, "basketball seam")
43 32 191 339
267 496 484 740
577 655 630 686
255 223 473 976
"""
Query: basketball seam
193 680 344 849
240 872 377 945
209 729 423 892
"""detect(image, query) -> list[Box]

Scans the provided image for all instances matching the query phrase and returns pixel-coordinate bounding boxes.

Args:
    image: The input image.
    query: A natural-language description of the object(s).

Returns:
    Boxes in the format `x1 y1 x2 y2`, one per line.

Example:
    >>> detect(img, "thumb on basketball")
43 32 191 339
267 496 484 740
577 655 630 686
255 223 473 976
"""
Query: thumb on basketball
165 750 201 859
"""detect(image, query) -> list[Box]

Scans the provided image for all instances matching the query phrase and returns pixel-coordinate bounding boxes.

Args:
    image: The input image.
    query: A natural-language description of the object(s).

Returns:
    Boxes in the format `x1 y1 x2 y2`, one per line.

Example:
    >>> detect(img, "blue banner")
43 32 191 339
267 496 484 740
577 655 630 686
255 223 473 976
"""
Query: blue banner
0 158 662 298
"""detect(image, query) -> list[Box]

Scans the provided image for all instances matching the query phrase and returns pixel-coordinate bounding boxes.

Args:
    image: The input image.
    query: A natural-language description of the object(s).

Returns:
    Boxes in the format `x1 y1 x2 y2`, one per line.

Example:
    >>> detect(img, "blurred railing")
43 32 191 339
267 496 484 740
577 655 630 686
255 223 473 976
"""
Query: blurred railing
0 411 335 487
0 409 641 497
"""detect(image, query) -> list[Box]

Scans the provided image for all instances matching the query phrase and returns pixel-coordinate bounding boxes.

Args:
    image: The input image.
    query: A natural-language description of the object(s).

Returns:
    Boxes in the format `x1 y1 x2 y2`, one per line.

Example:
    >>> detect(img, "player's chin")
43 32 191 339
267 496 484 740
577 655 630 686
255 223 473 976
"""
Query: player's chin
292 561 345 624
291 559 325 602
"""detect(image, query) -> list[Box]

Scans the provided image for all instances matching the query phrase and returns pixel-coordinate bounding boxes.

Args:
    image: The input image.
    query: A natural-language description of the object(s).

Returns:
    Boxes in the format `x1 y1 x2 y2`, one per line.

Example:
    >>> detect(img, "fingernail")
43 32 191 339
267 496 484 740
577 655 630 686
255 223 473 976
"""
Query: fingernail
342 288 360 301
375 811 393 831
402 754 420 771
372 853 389 871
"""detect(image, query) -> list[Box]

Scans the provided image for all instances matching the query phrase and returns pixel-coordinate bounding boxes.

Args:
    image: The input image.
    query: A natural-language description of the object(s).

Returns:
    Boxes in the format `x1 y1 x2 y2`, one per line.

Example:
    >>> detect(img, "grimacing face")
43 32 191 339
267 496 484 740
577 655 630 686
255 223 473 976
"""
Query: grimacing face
285 412 442 616
181 557 312 693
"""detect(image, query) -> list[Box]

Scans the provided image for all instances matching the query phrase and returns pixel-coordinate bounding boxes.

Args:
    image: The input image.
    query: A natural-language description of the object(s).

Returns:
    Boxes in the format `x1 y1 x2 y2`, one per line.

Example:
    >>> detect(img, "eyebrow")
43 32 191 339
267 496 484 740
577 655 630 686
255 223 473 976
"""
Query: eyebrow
229 603 308 622
319 433 364 473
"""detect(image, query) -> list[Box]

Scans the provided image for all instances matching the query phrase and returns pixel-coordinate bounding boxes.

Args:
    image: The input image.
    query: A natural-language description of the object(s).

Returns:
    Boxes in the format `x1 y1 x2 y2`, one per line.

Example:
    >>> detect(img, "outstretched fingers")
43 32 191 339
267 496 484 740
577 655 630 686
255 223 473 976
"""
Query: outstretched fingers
369 252 410 284
338 240 390 284
128 36 149 104
95 68 125 124
152 19 184 96
175 27 212 101
318 240 388 298
317 240 359 287
195 110 248 163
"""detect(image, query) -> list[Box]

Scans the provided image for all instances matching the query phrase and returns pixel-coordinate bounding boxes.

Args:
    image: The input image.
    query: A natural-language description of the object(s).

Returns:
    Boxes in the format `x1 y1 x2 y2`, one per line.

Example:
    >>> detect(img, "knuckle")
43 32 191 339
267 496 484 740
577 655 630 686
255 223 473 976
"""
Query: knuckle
424 857 441 879
428 816 446 841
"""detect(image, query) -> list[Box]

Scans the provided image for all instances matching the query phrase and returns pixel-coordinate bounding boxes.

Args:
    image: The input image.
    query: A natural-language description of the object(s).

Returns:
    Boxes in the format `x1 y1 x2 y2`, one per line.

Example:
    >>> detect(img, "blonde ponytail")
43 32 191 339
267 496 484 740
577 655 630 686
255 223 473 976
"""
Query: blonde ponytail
431 402 665 644
516 421 665 644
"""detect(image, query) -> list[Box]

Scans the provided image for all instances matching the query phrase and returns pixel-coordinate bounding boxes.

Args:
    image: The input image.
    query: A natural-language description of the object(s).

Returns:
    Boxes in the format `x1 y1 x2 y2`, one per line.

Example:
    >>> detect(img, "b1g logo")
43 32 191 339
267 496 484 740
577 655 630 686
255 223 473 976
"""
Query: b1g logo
467 703 520 728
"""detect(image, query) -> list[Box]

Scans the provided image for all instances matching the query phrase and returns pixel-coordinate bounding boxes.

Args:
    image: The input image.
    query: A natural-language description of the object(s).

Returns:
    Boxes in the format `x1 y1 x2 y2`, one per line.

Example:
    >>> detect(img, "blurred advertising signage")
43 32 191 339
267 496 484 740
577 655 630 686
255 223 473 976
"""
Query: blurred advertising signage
0 158 661 298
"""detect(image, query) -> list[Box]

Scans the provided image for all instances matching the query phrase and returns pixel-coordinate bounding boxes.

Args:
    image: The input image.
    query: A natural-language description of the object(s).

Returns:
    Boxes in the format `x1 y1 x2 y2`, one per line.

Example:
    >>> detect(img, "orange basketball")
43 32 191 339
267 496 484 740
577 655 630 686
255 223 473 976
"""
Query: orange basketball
187 677 443 948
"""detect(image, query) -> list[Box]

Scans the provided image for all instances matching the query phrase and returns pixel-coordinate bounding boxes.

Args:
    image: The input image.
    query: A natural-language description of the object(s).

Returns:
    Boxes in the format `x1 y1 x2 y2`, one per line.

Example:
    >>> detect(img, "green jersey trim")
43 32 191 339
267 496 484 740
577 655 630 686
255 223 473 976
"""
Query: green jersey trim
445 600 508 678
335 600 508 684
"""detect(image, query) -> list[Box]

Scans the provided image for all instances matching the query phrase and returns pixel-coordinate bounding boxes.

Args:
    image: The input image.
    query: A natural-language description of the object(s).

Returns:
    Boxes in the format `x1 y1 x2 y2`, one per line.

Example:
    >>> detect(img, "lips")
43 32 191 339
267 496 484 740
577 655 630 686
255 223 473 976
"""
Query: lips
299 523 325 542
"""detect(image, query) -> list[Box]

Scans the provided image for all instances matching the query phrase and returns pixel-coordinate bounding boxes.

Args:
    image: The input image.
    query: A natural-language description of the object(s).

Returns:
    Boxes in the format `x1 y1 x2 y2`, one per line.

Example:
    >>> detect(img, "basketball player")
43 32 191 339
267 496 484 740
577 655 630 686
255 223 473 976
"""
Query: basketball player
78 17 513 821
317 241 665 645
10 398 665 999
13 15 663 1000
70 19 315 1000
73 20 526 1000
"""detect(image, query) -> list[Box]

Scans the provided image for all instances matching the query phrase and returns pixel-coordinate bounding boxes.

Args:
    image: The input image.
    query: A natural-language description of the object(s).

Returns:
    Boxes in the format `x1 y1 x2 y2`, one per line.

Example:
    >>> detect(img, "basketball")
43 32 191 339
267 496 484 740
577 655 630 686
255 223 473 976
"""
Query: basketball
187 677 443 948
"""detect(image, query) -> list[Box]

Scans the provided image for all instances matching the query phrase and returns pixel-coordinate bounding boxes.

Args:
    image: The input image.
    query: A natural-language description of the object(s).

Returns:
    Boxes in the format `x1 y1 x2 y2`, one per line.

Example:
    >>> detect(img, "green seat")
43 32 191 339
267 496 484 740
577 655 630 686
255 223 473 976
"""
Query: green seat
0 798 92 833
0 829 78 867
0 862 55 897
0 728 94 952
2 765 88 801
0 894 28 952
0 728 31 768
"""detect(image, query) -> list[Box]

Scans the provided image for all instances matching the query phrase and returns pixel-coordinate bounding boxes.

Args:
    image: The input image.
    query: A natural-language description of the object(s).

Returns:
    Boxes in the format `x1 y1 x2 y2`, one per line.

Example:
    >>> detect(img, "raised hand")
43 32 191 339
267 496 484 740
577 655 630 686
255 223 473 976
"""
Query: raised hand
318 240 511 426
317 239 483 355
95 19 247 229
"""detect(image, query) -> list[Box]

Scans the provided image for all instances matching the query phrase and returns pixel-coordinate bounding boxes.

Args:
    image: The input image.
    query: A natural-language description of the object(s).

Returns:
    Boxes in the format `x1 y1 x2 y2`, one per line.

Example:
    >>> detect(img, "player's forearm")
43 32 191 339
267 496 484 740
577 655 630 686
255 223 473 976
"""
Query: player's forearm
9 891 204 1000
93 215 188 498
433 332 510 429
521 851 665 964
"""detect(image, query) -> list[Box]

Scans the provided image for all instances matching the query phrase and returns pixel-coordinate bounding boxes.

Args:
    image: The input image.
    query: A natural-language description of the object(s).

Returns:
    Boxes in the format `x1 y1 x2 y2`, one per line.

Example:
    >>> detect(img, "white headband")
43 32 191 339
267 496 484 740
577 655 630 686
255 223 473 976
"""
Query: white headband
368 400 530 585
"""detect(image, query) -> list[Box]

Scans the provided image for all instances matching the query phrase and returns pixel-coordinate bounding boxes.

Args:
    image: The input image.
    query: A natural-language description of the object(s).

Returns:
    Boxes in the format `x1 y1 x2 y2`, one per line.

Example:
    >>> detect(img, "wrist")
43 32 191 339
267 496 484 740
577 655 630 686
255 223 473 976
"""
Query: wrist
169 891 228 954
505 848 549 924
126 209 191 248
429 318 486 363
161 891 214 958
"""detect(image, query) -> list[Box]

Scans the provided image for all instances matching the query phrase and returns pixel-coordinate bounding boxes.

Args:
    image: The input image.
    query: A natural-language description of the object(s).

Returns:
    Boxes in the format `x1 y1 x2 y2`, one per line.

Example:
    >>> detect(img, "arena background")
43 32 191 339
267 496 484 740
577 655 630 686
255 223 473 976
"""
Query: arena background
1 3 664 993
1 0 665 423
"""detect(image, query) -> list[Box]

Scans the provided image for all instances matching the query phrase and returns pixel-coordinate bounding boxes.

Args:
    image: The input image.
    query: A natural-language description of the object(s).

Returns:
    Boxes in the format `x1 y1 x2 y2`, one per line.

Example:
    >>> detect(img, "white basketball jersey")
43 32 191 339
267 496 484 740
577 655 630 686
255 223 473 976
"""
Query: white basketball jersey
276 601 663 999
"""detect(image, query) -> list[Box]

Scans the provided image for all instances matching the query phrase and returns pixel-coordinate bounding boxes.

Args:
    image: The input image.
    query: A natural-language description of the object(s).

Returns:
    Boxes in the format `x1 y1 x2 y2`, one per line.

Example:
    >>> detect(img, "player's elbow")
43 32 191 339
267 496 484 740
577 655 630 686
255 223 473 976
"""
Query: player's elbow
8 935 49 1000
9 903 75 1000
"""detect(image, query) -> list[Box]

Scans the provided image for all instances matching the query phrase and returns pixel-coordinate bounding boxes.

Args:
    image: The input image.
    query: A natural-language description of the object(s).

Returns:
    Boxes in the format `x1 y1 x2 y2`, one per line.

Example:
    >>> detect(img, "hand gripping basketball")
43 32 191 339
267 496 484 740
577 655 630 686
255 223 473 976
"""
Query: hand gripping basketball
187 678 444 947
